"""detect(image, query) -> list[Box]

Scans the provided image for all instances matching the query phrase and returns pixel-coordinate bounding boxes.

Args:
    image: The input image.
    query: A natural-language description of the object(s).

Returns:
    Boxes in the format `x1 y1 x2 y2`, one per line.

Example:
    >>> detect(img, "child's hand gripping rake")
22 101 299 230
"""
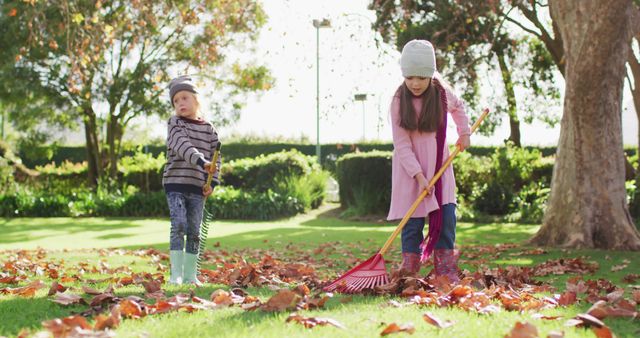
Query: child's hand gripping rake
323 109 489 293
197 142 221 274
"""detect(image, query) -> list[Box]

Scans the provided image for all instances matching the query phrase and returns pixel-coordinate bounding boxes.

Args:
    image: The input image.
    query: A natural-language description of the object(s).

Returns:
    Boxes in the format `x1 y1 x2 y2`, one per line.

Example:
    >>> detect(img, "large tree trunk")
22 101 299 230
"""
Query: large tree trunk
531 0 640 250
83 104 102 187
495 50 521 147
106 114 123 179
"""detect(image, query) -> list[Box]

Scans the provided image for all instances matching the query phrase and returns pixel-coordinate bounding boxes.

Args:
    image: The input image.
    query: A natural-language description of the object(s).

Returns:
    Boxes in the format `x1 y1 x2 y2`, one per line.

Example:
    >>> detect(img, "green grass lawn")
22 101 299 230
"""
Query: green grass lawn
1 204 638 337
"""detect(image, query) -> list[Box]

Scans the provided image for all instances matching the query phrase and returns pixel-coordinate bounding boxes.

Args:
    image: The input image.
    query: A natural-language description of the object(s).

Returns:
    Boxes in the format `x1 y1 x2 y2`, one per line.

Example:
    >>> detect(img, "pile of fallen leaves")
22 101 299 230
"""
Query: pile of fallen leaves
369 269 639 337
1 247 638 337
198 252 322 289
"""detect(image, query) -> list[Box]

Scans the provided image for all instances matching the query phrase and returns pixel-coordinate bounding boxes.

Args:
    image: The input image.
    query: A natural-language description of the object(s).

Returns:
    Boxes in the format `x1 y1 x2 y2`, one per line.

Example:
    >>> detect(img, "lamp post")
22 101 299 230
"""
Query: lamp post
312 18 331 165
354 93 367 141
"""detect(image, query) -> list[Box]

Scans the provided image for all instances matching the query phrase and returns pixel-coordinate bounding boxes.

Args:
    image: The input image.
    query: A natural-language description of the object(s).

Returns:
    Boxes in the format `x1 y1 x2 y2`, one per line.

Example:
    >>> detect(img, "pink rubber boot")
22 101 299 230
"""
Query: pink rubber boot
400 252 421 275
433 249 460 283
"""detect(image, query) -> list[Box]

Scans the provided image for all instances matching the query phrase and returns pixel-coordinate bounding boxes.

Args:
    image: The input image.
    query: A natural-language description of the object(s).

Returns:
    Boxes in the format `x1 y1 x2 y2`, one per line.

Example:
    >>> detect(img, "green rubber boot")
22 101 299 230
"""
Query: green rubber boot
182 252 203 286
169 250 184 285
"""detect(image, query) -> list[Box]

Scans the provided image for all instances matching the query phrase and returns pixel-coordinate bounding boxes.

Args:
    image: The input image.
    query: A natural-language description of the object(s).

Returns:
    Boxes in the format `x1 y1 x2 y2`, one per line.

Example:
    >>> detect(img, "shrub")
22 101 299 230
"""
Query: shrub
119 150 166 192
93 191 167 217
0 189 72 217
2 148 327 219
206 187 305 220
508 182 550 223
273 171 328 210
0 194 19 217
336 151 392 216
473 143 545 215
451 151 491 203
0 156 15 194
473 181 514 215
222 149 319 192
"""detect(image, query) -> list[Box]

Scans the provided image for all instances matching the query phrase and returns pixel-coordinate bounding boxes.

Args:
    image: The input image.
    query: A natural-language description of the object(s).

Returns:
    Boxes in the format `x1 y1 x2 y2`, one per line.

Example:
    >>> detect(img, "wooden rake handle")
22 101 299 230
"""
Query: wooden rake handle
204 142 222 190
378 108 490 256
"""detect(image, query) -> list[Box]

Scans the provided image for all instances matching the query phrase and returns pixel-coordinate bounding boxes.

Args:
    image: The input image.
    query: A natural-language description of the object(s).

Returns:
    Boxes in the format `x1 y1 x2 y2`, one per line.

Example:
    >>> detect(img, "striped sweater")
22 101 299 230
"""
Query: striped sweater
163 115 221 195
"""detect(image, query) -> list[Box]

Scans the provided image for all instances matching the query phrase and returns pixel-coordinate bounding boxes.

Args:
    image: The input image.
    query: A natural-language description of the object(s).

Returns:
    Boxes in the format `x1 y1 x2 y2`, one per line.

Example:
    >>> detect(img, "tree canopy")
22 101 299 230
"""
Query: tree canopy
0 0 274 182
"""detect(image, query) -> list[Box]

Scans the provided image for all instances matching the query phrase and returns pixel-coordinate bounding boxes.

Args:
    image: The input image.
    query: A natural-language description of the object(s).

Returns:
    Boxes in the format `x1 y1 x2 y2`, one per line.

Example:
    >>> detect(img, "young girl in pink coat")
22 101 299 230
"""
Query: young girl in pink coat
387 40 471 283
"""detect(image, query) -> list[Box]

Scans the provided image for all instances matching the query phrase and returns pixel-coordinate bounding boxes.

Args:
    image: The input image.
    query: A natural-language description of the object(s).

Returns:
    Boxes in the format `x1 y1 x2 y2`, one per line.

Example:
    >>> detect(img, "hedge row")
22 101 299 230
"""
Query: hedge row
18 142 567 169
1 150 328 219
336 145 555 223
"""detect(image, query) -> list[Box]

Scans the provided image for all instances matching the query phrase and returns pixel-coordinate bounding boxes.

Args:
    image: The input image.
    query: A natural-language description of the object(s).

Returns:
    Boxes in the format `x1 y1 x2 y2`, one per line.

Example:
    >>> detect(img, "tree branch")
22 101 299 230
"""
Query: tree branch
503 15 542 38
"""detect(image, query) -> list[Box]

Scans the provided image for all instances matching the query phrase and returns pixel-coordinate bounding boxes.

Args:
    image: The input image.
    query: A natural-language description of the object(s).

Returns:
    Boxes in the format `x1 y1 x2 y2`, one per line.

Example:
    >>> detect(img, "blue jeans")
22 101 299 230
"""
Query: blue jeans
166 192 205 254
401 203 456 254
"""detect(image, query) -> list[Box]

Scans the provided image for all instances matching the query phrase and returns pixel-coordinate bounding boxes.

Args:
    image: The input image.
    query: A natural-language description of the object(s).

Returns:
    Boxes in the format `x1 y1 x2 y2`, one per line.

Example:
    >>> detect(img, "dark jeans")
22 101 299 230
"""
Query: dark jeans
166 191 205 254
401 203 456 254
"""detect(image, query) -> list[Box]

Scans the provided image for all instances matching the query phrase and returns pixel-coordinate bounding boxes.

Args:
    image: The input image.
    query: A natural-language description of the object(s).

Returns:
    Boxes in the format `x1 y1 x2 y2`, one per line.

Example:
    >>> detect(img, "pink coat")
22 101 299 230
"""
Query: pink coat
387 86 471 221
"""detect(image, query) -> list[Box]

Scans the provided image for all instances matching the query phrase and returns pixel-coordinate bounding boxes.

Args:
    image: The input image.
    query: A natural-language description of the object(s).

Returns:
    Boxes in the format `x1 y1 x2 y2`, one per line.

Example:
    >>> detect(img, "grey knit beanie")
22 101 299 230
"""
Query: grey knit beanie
400 40 436 78
169 75 199 106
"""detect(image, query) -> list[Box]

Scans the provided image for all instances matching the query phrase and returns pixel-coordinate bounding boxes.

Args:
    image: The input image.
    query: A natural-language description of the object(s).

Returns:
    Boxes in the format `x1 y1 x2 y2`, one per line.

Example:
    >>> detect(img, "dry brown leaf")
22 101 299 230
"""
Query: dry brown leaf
145 290 166 300
8 280 45 297
139 280 162 294
422 312 454 328
565 279 588 294
531 313 563 321
192 296 221 310
380 322 415 336
294 284 310 296
592 325 614 338
241 300 262 311
611 263 628 272
575 313 605 328
605 289 624 303
261 289 300 312
82 286 103 295
622 274 639 283
505 321 538 338
47 268 59 280
60 276 79 284
304 294 330 309
587 300 610 320
286 313 346 329
167 293 190 305
89 293 115 307
606 305 639 318
0 275 19 284
178 303 204 313
119 299 145 319
52 292 86 306
47 281 67 296
557 292 577 306
42 315 92 337
148 300 178 314
210 289 234 306
93 307 121 331
117 276 134 287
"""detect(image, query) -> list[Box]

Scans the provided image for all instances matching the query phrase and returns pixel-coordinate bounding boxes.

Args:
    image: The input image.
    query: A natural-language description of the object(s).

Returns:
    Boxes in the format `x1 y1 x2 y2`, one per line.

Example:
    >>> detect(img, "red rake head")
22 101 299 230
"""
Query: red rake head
323 254 389 294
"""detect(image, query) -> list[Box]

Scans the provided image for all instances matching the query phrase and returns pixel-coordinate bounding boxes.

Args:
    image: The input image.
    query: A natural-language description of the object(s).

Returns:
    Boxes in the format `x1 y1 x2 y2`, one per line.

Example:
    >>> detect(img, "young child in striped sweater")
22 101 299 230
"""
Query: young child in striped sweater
163 75 221 286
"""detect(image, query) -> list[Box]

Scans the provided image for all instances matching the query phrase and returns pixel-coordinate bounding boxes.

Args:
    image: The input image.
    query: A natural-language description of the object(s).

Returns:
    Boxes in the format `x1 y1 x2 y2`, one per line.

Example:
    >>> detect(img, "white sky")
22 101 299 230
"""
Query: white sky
129 0 638 147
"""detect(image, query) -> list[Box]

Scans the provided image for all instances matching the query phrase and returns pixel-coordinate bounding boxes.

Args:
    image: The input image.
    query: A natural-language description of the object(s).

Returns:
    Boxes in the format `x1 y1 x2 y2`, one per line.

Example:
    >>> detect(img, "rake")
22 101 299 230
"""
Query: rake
197 142 221 274
323 108 489 293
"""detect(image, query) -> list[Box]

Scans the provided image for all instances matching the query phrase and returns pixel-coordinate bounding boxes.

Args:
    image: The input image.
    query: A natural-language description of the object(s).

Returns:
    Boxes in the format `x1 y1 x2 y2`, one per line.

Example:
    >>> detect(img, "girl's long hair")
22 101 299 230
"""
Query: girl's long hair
394 78 443 132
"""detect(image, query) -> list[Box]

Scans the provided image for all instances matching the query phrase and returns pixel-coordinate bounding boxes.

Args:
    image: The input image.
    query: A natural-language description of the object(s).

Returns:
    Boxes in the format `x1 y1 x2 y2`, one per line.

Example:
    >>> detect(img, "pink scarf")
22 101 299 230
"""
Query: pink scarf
419 79 448 262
